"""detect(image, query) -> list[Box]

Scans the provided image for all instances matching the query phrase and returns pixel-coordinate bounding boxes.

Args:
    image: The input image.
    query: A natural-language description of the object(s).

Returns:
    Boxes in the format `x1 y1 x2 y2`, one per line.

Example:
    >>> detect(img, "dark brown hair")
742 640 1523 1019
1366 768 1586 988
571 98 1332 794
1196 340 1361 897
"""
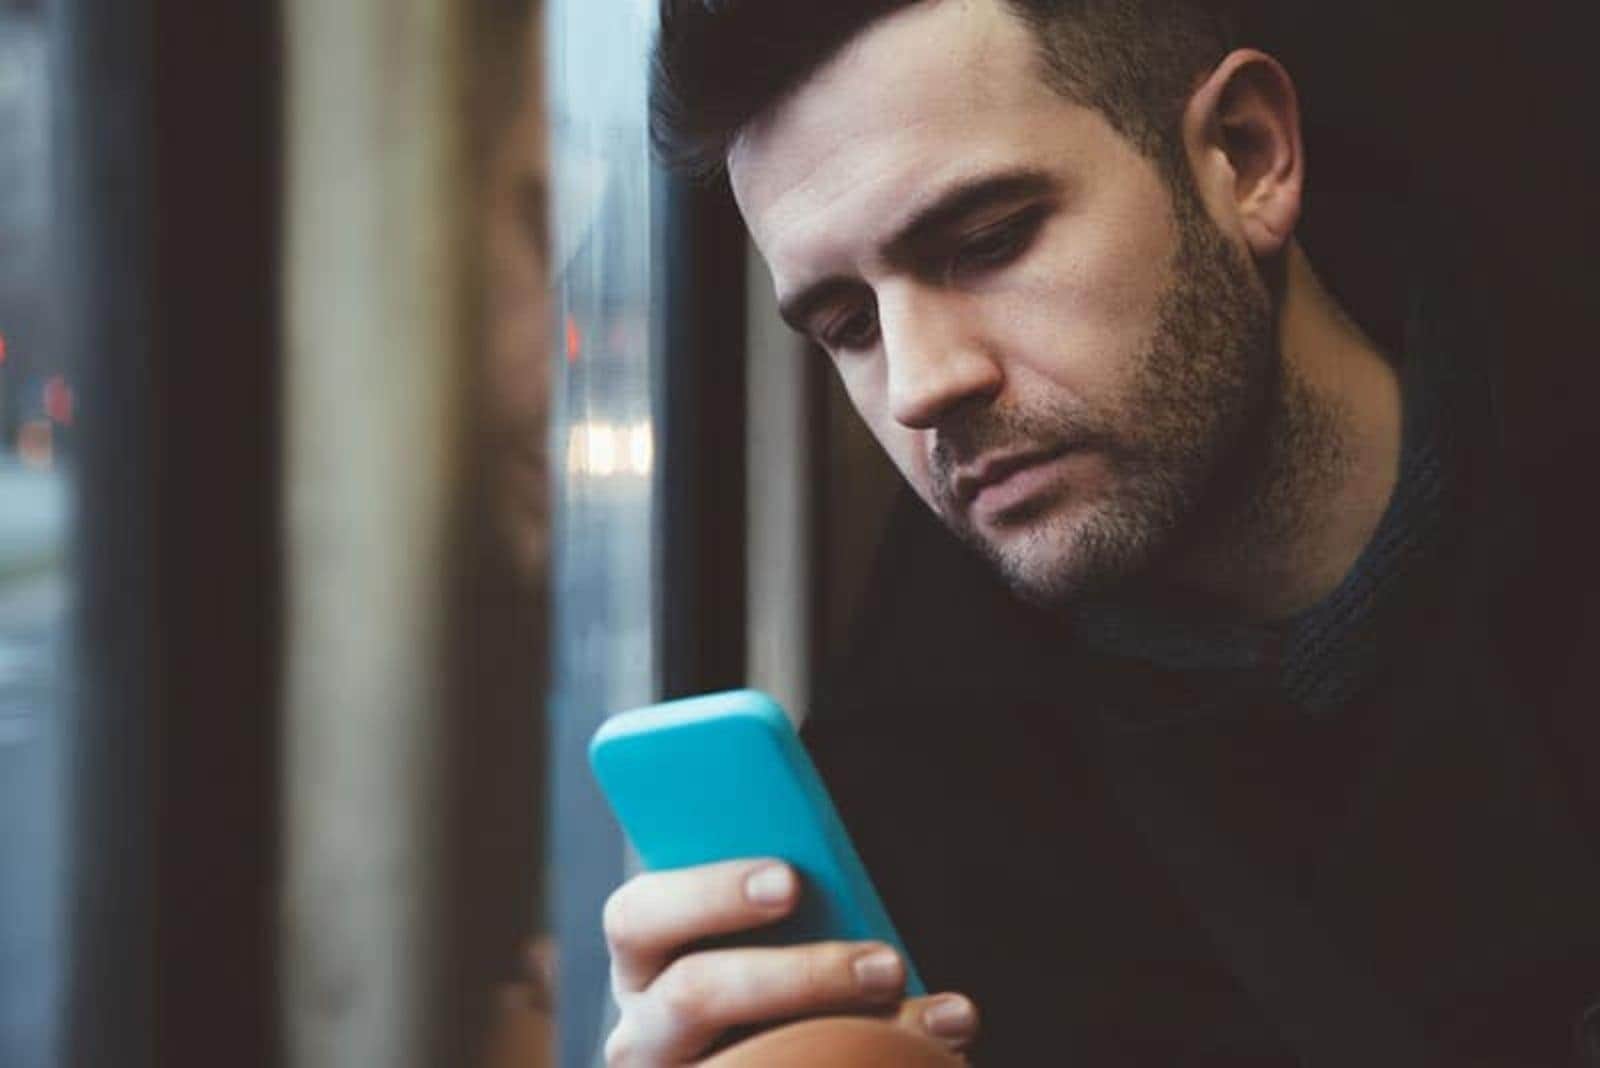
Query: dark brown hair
650 0 1248 183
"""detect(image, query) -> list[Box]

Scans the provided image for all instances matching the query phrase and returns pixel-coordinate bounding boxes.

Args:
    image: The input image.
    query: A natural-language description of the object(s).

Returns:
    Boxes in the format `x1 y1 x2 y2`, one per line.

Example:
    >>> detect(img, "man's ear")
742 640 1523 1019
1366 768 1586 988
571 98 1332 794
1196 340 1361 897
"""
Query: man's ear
1181 49 1304 258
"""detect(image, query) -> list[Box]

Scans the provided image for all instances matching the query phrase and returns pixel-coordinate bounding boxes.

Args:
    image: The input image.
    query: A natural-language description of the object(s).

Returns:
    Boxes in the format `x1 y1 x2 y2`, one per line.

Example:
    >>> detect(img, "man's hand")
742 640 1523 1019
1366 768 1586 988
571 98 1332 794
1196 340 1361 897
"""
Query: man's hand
601 858 980 1066
483 937 557 1068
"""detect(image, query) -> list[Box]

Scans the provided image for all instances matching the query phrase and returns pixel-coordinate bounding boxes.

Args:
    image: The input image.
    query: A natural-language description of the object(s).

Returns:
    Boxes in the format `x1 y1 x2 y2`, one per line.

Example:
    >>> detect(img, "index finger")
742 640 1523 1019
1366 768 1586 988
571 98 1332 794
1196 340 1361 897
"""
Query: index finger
604 858 799 993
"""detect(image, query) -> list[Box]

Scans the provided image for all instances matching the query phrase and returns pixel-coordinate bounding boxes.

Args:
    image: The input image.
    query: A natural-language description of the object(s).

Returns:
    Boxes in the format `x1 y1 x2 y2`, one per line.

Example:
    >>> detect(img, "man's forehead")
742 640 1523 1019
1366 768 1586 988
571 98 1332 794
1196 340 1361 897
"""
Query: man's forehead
727 0 1069 282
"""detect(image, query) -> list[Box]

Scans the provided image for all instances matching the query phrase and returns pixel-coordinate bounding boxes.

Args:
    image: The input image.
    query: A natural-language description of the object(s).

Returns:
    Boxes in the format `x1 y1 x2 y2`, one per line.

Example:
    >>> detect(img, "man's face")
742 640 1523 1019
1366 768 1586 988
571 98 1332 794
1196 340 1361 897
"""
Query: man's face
483 13 551 586
729 0 1275 605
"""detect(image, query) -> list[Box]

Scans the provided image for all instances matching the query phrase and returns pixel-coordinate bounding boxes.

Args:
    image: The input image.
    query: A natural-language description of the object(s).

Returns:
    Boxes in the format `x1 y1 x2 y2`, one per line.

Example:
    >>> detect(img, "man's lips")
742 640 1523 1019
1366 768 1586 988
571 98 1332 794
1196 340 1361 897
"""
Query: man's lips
952 444 1076 508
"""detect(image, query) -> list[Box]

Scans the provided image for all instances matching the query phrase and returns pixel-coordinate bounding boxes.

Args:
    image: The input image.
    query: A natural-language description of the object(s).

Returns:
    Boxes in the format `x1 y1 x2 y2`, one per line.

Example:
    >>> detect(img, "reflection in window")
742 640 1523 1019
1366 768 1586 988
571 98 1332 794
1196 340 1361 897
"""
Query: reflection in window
544 0 661 1064
1 7 70 1067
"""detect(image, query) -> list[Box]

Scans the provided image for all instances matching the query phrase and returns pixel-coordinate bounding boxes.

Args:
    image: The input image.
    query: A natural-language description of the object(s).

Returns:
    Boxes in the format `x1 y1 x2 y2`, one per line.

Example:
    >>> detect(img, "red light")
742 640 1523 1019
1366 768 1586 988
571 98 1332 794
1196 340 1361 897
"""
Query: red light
0 331 8 366
565 316 582 364
44 375 74 427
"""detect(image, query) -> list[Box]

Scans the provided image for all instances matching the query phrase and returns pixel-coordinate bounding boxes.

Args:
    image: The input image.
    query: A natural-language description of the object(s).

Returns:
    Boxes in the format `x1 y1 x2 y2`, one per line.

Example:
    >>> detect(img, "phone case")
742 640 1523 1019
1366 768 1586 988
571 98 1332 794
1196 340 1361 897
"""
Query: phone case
589 688 926 994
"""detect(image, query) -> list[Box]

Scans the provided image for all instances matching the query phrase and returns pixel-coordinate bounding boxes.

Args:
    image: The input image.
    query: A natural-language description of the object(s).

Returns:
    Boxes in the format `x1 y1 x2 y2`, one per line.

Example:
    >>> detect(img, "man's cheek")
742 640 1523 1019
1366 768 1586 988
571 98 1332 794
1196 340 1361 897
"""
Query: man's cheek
869 424 922 485
899 453 952 522
842 379 944 510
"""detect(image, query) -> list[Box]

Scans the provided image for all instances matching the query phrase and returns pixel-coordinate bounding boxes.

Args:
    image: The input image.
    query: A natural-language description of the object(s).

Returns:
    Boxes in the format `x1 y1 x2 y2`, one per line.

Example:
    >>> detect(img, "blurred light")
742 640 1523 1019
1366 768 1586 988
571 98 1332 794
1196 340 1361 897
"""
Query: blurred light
587 423 619 477
566 422 587 475
18 419 53 470
565 419 655 479
565 316 582 364
0 330 8 366
43 374 73 426
627 423 653 476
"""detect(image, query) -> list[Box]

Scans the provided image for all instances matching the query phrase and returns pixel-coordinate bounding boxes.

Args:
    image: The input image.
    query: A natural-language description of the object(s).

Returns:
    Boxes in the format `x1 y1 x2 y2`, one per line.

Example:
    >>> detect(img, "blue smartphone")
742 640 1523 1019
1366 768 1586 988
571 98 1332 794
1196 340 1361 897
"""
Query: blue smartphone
588 688 925 994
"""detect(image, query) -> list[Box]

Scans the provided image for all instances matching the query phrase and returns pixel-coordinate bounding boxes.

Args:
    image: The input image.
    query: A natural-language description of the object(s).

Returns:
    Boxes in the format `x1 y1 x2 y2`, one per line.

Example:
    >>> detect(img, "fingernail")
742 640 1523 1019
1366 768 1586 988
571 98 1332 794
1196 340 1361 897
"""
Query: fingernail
744 864 795 907
852 947 904 994
923 996 977 1040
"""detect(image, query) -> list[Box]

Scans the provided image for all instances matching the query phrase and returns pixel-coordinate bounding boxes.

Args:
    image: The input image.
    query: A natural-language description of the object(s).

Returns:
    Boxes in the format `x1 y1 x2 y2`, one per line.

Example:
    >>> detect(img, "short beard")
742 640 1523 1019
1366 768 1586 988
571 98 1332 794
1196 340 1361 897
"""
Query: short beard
928 178 1306 608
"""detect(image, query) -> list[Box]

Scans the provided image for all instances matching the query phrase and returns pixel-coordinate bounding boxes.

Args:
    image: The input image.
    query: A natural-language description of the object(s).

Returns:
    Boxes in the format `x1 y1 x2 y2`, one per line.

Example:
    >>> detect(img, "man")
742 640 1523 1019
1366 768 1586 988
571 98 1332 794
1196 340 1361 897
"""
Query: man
602 1 1600 1064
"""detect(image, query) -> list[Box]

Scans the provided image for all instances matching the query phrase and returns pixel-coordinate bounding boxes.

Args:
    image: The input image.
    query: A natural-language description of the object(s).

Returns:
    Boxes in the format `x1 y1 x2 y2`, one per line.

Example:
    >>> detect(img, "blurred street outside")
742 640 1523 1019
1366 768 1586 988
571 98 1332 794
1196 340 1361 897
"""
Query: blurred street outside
0 456 67 1068
0 458 65 584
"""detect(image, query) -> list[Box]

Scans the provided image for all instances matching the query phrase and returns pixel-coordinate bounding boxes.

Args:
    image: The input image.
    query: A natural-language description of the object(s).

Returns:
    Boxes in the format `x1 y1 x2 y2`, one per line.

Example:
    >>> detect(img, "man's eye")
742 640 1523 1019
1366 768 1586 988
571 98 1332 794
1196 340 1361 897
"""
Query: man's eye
821 307 879 351
950 210 1042 279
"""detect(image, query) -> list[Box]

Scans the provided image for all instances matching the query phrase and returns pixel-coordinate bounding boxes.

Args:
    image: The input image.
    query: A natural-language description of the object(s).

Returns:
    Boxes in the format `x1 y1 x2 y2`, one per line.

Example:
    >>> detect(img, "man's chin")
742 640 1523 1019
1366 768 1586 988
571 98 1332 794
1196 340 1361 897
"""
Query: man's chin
956 520 1085 607
960 505 1161 608
988 548 1098 608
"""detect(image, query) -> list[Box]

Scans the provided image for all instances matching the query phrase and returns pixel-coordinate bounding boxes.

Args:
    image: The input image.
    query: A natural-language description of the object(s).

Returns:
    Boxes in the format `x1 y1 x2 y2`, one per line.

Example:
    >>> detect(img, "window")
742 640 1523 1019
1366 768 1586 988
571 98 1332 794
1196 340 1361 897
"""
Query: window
544 1 660 1062
0 9 69 1065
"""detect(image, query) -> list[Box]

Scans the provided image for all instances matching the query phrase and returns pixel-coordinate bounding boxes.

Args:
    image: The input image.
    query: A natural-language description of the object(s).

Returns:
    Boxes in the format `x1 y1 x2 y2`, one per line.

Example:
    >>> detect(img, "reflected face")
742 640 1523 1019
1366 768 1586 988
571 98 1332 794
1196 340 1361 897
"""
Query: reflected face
483 26 552 585
730 0 1274 604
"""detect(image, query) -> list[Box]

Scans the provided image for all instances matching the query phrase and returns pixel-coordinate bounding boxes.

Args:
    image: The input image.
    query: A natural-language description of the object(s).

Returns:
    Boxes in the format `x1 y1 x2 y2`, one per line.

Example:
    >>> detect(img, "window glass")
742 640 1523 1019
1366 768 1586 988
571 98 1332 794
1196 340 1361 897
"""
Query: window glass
0 6 69 1066
544 1 660 1064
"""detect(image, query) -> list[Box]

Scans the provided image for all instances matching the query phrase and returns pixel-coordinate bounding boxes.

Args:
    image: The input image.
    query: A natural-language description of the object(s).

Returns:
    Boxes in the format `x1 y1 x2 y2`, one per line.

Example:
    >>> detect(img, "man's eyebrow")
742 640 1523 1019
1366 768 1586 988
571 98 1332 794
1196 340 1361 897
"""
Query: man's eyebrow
776 168 1058 334
882 167 1057 261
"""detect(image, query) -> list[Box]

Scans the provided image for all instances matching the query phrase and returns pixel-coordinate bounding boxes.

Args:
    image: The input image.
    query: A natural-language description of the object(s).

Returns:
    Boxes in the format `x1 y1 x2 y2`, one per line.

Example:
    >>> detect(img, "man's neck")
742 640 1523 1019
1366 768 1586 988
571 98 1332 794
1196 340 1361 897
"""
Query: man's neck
1152 242 1403 623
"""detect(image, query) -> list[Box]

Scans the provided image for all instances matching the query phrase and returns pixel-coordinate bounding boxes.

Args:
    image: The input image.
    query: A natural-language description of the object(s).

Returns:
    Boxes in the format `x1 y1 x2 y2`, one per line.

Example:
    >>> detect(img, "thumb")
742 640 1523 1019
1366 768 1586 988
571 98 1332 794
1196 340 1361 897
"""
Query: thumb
893 993 981 1053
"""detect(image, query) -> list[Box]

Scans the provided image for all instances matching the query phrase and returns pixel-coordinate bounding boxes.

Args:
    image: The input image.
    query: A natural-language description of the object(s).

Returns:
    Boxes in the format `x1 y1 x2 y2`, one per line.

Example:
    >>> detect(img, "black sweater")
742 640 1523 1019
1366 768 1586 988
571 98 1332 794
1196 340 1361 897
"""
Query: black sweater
804 305 1600 1065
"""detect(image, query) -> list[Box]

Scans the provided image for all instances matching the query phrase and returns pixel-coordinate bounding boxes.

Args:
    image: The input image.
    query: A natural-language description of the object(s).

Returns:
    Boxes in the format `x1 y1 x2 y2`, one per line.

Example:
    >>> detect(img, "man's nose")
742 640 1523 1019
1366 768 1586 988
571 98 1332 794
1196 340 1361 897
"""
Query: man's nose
879 289 1002 430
